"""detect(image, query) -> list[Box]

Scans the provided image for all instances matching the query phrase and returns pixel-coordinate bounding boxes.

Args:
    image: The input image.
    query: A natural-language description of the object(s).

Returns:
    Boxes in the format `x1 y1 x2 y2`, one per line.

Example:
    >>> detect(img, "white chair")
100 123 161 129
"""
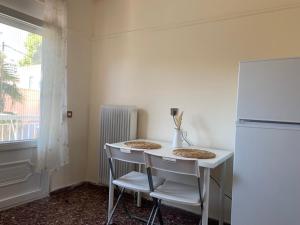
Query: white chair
105 144 164 225
144 153 204 225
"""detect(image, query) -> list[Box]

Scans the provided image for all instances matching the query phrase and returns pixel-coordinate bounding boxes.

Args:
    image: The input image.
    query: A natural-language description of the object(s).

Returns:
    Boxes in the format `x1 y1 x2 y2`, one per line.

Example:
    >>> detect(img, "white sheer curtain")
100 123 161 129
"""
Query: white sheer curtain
37 0 69 172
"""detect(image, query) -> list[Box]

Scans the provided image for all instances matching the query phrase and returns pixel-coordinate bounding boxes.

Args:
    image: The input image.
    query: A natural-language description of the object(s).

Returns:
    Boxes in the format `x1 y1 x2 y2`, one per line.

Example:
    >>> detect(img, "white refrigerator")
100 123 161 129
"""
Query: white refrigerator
232 58 300 225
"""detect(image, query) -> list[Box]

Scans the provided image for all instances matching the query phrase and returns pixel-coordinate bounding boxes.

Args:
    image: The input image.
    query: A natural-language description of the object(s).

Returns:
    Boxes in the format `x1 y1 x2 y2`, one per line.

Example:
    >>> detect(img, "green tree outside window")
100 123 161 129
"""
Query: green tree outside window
19 33 42 66
0 53 22 112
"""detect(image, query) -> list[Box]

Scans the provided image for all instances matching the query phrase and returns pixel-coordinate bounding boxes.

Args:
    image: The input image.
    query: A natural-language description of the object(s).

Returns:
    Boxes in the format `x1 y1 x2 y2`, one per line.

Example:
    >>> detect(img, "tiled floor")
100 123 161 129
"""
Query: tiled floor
0 183 222 225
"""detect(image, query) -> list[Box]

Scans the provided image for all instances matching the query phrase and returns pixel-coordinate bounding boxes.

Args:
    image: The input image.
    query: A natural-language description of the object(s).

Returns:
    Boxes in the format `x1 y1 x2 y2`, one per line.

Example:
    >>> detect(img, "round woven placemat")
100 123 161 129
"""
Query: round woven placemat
173 148 216 159
124 141 162 149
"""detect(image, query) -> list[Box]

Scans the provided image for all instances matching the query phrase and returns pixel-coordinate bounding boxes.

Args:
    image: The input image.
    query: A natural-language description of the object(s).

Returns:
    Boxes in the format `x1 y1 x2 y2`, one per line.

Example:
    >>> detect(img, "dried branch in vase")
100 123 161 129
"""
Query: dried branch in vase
174 111 184 129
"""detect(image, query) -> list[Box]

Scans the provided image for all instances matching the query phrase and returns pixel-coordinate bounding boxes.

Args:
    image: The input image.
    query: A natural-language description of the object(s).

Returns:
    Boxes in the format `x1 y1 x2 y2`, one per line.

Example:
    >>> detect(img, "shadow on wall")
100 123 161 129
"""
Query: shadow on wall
190 113 213 147
137 109 149 139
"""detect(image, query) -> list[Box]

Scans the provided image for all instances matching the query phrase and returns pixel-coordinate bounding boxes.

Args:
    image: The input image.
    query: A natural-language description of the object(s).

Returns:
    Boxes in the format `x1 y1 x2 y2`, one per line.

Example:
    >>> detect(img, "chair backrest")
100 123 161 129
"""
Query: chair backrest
105 144 145 164
144 152 200 177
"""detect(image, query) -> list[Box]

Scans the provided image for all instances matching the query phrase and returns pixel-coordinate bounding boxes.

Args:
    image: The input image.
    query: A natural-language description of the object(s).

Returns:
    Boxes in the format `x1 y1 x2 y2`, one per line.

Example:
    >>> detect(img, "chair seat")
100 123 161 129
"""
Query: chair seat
113 171 164 193
150 180 201 206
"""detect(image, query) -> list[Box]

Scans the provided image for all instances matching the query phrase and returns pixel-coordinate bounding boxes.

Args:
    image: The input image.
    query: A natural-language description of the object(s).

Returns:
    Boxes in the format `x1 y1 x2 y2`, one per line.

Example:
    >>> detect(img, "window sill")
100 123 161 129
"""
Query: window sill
0 140 37 152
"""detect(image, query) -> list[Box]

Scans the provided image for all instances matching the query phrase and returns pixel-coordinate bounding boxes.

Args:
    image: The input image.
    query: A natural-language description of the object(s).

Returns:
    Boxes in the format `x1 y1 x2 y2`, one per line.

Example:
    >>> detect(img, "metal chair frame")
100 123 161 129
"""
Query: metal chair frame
145 153 204 225
105 145 163 225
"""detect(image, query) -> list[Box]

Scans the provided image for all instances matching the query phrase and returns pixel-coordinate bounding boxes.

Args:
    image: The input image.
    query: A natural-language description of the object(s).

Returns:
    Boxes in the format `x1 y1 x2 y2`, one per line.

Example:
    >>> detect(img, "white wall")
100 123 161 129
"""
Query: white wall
88 0 300 221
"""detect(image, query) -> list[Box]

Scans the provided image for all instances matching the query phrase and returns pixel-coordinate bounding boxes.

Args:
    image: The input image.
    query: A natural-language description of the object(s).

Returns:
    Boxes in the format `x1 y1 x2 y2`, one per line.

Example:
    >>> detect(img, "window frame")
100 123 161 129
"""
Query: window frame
0 7 43 148
0 4 43 28
0 140 36 151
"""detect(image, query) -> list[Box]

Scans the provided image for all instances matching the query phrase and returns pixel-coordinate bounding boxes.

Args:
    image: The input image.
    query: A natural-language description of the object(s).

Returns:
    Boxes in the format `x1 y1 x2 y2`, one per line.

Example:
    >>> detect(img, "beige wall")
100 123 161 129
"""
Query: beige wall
2 0 300 222
50 0 94 190
88 0 300 221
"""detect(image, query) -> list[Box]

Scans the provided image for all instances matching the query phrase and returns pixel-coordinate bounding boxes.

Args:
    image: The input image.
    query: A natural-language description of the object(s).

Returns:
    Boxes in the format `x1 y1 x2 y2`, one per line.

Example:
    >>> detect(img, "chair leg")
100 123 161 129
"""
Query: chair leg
113 186 132 220
120 189 152 224
150 206 159 225
157 207 164 225
109 186 162 225
198 203 203 225
121 198 132 219
146 204 157 225
150 200 162 225
107 188 125 225
198 215 202 225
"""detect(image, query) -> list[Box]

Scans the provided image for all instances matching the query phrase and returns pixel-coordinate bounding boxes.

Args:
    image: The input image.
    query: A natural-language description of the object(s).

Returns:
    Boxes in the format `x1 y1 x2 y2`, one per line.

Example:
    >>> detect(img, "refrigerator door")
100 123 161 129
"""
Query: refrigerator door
237 58 300 123
232 122 300 225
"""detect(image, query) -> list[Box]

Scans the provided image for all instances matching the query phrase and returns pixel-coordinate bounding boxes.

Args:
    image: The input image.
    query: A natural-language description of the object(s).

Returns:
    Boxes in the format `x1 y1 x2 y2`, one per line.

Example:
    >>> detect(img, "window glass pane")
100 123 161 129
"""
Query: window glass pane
0 22 42 143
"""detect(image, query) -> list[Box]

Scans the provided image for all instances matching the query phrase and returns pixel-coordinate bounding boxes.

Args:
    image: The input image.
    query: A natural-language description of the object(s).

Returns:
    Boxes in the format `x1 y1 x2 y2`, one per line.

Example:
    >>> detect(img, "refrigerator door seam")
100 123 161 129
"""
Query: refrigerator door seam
238 119 300 126
237 120 300 131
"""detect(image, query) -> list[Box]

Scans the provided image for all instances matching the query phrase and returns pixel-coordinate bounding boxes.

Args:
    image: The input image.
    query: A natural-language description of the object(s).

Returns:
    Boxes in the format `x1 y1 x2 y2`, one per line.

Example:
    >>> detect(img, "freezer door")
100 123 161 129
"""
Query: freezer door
237 58 300 123
232 124 300 225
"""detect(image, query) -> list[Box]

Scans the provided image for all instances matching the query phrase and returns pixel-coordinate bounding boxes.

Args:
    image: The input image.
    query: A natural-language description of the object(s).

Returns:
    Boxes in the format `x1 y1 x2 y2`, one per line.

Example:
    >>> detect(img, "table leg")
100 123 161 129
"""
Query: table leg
202 168 211 225
219 162 226 225
108 169 114 223
137 164 142 207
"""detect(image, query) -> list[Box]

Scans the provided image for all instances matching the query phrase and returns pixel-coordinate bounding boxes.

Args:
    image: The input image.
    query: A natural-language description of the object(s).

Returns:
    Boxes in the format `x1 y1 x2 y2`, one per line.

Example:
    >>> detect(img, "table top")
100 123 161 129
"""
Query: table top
106 139 233 169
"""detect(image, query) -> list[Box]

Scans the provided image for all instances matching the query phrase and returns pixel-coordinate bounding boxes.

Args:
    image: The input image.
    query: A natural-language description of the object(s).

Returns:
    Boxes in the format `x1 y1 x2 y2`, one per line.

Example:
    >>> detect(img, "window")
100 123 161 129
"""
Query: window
0 15 42 143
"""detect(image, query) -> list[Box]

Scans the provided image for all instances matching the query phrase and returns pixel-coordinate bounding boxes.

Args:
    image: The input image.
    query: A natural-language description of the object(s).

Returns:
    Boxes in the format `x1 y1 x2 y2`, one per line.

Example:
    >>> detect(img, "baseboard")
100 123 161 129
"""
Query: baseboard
50 181 87 195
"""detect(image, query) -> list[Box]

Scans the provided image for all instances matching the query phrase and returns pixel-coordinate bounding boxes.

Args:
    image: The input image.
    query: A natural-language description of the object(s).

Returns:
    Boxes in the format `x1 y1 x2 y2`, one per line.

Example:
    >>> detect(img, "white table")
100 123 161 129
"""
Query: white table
105 140 233 225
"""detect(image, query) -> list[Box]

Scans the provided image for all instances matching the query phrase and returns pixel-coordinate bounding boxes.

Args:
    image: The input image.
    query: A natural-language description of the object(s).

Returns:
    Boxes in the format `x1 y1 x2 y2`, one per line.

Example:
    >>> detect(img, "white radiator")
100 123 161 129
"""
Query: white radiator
99 105 138 185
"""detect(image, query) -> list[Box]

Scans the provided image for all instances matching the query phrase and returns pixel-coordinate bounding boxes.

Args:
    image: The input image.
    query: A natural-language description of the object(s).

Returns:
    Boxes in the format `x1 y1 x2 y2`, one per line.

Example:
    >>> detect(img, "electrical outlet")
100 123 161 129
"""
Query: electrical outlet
170 108 178 116
67 111 73 118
